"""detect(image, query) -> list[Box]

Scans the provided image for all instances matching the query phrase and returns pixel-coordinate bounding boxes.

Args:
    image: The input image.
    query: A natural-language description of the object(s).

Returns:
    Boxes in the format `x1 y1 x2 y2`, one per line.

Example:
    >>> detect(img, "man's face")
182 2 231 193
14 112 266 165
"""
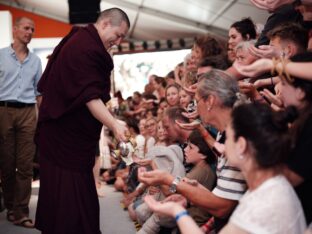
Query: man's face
269 37 289 58
14 18 34 45
101 20 128 50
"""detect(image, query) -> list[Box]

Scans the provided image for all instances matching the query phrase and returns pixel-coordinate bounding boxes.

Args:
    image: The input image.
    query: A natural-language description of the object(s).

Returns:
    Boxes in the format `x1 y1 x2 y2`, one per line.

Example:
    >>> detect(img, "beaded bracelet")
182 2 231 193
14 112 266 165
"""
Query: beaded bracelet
175 210 189 222
271 57 279 76
281 58 292 82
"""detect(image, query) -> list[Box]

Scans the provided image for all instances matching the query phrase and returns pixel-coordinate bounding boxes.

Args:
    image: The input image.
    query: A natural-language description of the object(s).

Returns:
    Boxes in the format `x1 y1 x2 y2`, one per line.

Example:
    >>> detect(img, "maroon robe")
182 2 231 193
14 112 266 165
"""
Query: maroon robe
35 24 113 234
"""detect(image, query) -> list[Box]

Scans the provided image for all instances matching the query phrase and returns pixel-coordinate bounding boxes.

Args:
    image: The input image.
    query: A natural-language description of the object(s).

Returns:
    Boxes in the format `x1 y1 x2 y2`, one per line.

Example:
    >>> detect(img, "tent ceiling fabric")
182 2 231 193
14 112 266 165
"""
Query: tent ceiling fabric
0 0 269 40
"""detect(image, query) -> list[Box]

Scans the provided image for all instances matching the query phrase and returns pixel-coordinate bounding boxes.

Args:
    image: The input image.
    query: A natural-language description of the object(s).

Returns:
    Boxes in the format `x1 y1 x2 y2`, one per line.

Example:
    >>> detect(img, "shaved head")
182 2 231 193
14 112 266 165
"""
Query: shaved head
96 8 130 28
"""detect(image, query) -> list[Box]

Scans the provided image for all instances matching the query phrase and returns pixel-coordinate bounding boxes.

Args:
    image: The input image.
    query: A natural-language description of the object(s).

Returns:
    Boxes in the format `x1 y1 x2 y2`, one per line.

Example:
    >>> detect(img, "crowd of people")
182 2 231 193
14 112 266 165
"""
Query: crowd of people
1 0 312 233
99 1 312 233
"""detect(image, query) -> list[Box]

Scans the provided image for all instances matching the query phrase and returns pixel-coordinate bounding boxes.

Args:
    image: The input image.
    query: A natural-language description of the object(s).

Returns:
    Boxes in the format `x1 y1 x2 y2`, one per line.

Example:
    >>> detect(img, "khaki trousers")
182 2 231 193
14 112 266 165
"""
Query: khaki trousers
0 105 36 219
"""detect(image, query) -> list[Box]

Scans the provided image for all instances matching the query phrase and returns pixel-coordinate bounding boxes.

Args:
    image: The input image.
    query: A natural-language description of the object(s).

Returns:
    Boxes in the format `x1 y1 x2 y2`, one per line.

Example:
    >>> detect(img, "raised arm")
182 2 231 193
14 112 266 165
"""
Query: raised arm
138 169 237 218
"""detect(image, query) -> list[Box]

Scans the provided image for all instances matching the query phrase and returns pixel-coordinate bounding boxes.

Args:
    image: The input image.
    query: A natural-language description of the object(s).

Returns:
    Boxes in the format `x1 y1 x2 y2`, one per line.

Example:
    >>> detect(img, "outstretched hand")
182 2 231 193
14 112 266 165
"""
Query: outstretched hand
260 89 283 108
113 120 128 142
233 59 273 78
181 109 199 119
144 195 186 218
138 168 173 186
248 45 280 59
163 194 188 207
183 83 197 94
175 119 201 130
250 0 294 11
239 81 261 100
136 158 153 166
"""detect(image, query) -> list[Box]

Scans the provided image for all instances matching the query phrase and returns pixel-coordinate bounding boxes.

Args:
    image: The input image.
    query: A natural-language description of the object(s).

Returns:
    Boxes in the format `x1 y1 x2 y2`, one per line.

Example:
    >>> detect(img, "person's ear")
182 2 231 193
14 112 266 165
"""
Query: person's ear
296 87 306 101
283 43 295 58
246 34 250 40
236 136 247 156
101 19 110 30
206 95 215 111
199 153 206 160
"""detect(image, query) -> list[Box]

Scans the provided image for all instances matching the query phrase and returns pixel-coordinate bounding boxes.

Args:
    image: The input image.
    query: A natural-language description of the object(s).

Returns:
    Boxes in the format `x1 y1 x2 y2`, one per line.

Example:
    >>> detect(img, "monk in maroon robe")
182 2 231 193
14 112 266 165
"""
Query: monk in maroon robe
35 8 130 234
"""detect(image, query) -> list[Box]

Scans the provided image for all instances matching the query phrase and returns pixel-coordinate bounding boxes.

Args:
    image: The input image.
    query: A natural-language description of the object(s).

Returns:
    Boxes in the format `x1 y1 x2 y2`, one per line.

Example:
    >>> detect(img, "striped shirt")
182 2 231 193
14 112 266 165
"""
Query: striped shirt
212 132 247 200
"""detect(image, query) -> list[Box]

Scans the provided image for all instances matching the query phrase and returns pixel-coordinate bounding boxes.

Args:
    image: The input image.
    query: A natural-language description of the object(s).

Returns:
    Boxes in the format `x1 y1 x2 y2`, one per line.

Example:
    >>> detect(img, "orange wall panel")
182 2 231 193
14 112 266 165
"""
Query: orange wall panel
0 4 72 38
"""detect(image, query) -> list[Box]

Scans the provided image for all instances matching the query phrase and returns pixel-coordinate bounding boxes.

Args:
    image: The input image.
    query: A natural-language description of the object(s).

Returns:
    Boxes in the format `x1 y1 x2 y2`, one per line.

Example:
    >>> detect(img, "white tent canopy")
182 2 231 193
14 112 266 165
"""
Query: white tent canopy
0 0 269 40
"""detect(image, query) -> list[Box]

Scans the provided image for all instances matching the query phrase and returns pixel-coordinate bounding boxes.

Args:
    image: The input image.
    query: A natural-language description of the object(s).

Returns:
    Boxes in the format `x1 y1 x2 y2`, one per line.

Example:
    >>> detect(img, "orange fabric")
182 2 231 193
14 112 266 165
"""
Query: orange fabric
0 4 72 38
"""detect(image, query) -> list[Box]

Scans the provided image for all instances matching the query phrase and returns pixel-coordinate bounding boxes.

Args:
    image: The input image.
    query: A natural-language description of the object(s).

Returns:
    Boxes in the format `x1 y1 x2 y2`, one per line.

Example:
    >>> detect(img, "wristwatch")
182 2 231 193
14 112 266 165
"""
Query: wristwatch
169 176 181 193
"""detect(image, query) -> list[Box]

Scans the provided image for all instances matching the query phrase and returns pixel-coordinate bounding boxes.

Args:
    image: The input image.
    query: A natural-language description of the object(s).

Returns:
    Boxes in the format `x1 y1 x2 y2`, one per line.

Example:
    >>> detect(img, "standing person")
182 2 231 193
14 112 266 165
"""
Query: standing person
35 8 130 234
0 17 42 228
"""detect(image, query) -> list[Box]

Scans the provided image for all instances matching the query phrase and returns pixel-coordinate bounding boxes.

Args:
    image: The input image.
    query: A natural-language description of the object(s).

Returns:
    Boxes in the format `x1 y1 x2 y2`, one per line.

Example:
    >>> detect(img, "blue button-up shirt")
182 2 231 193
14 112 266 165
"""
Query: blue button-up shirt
0 46 42 103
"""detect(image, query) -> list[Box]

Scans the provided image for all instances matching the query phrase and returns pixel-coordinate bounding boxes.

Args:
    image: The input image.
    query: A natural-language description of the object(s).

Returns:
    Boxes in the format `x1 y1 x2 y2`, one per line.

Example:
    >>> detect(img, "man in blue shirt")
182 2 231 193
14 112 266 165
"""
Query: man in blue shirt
0 16 42 228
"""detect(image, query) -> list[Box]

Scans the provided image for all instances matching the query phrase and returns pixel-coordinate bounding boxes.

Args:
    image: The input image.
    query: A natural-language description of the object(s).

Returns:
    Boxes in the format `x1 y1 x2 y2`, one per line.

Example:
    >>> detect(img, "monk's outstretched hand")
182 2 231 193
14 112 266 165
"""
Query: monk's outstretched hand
112 121 128 142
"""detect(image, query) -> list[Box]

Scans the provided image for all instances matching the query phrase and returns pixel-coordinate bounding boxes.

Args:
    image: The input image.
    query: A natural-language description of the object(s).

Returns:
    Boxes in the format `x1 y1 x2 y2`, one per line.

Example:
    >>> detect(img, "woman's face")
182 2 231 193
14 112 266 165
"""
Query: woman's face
145 118 157 137
179 89 192 108
151 79 158 89
228 27 244 50
279 79 303 108
184 143 203 165
195 89 215 125
227 46 236 63
190 44 203 67
166 86 180 106
139 119 147 136
157 121 168 142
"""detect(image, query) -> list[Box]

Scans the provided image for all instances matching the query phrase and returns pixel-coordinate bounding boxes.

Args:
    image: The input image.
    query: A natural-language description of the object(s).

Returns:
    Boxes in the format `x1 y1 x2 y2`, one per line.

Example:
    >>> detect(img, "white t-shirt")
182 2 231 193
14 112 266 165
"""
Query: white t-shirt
135 134 146 159
229 175 306 234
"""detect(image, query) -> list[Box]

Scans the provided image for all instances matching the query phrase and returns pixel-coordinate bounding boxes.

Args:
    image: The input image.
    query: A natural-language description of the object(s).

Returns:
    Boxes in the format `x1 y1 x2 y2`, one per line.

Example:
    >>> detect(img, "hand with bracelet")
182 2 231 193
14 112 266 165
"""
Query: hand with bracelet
144 195 187 219
144 195 203 234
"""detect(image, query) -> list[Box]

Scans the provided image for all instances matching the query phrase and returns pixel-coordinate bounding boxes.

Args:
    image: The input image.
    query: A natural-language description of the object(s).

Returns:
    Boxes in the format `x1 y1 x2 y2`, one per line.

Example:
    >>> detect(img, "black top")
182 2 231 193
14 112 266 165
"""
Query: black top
287 114 312 224
256 4 303 47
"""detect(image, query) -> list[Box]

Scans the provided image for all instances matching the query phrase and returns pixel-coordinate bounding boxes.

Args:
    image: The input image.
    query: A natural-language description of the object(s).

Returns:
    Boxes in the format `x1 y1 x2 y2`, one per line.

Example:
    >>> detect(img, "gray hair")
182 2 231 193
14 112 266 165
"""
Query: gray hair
197 69 243 108
97 8 130 28
235 40 256 53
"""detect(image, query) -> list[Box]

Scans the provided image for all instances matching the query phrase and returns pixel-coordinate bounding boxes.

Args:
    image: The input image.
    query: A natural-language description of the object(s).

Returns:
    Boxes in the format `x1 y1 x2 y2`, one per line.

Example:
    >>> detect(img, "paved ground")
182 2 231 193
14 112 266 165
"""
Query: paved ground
0 181 136 234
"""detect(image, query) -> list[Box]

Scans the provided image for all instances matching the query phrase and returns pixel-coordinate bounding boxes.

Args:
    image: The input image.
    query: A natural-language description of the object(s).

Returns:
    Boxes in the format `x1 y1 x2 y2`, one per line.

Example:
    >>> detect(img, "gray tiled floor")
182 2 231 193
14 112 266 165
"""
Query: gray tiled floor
0 182 136 234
